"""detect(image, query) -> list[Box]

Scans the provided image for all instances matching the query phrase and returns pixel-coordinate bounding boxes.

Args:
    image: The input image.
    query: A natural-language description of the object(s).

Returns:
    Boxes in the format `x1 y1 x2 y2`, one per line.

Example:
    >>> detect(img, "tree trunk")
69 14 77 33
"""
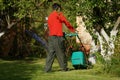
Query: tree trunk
0 29 16 57
76 16 92 55
95 17 120 60
76 15 120 61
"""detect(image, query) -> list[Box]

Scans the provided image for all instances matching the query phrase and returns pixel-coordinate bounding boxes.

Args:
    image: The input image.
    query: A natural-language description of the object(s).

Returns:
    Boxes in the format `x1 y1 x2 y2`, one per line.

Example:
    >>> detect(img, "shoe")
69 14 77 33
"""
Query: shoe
62 68 70 72
44 69 52 73
44 71 52 73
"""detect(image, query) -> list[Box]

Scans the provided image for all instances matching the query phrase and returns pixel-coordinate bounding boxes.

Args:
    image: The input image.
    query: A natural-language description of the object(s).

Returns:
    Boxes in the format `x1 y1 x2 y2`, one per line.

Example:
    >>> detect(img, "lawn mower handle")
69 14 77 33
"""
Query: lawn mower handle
65 33 78 37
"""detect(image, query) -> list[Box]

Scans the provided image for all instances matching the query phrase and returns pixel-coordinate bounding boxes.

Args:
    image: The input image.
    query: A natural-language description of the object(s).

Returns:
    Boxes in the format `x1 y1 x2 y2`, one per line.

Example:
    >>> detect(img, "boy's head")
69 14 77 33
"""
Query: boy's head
52 3 62 11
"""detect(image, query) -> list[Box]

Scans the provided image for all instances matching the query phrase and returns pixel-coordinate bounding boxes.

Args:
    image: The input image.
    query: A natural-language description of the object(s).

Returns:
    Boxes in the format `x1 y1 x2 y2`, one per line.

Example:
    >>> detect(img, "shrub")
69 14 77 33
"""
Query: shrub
102 32 120 77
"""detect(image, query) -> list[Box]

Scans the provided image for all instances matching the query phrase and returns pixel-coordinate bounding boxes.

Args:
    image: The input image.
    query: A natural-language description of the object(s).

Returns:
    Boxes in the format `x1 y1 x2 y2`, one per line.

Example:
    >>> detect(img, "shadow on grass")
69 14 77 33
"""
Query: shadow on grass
0 57 43 80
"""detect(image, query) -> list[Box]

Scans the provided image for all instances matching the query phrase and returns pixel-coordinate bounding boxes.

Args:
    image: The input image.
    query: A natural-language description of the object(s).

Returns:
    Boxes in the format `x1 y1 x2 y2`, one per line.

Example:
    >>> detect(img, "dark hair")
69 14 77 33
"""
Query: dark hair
52 3 62 11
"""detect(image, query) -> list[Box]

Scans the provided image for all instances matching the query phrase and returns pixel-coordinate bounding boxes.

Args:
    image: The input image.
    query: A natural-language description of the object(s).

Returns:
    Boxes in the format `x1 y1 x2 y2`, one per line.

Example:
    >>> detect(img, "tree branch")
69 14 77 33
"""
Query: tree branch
113 17 120 30
110 16 120 37
5 14 18 29
100 28 109 44
0 32 5 38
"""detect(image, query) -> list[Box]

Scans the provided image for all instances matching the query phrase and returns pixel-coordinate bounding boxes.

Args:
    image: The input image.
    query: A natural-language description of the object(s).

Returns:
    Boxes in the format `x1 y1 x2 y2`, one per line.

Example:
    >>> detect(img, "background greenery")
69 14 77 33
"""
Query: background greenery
0 0 120 78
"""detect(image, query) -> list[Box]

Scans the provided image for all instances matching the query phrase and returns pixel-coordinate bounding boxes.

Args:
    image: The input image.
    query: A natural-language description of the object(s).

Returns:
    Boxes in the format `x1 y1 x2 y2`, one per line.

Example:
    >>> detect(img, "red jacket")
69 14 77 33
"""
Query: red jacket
48 11 75 36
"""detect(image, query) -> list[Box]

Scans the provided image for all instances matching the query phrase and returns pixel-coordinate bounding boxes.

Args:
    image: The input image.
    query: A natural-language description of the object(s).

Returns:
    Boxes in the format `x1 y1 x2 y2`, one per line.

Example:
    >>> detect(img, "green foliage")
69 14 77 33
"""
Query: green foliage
110 31 120 76
0 0 50 58
110 55 120 77
101 31 120 77
0 0 120 61
60 0 120 35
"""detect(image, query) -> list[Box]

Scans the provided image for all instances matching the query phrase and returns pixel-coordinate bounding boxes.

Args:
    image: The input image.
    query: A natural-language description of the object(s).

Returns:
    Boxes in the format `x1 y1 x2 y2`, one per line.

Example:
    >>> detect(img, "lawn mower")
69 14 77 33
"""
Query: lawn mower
65 33 89 69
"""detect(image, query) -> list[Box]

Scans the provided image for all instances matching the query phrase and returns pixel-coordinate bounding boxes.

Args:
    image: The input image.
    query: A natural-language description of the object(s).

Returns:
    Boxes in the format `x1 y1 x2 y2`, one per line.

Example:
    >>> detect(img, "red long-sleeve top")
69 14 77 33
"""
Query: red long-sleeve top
47 11 75 36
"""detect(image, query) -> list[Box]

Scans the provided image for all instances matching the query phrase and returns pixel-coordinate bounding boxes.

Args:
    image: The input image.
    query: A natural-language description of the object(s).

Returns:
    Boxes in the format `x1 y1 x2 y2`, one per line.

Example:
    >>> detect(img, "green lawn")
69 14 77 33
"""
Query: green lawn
0 57 119 80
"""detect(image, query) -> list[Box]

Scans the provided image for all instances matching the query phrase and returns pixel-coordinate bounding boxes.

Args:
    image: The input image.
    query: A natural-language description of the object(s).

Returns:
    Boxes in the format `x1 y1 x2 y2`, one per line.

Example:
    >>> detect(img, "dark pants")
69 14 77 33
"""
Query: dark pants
45 36 67 72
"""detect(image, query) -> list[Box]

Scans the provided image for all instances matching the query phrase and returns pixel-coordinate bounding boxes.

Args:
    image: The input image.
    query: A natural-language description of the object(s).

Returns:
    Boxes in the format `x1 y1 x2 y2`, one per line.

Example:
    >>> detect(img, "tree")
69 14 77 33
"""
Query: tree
0 0 50 57
0 0 120 59
58 0 120 60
